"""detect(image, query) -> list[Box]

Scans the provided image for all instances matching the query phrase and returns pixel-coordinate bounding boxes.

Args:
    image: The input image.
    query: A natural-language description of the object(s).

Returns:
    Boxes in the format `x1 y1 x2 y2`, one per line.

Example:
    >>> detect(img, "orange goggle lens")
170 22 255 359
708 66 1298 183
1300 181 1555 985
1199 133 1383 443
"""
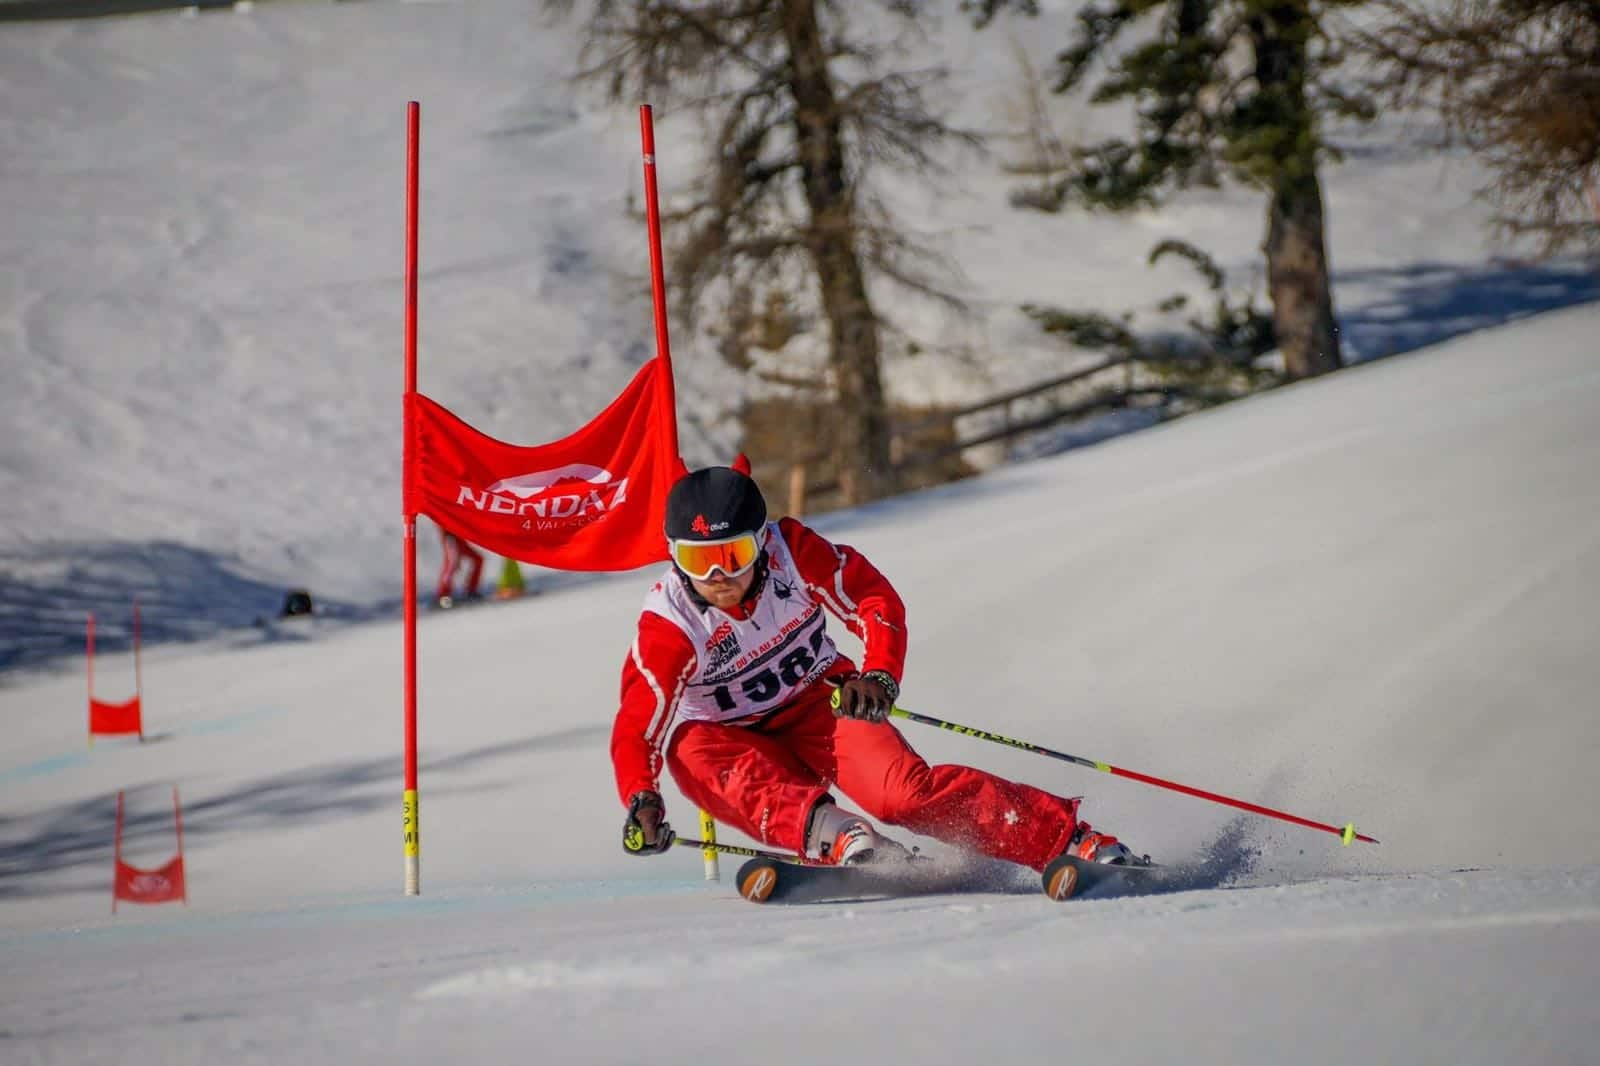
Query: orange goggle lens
670 532 761 581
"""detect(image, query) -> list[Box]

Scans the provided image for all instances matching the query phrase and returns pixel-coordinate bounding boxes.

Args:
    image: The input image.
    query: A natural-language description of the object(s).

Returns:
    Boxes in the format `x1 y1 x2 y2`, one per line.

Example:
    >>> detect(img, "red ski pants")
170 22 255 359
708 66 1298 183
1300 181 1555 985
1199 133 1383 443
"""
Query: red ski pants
665 684 1080 871
437 533 484 599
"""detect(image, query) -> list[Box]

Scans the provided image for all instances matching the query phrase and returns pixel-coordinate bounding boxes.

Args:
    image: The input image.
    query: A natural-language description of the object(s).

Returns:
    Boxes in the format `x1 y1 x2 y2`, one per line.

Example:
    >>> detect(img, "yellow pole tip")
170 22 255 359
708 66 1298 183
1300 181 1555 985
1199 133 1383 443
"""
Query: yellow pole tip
1341 823 1356 846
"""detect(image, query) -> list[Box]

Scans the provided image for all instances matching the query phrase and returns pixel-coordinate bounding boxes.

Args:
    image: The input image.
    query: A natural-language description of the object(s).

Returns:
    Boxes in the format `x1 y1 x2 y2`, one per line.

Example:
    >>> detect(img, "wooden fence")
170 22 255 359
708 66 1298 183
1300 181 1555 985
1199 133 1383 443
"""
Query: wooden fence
773 355 1242 516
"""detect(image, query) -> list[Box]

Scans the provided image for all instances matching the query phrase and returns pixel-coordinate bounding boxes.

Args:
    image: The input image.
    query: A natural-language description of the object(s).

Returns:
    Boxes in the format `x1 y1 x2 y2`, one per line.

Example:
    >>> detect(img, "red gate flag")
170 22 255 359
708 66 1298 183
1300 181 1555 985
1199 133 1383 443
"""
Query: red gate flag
397 102 689 896
91 697 142 737
88 605 144 743
113 787 187 912
405 356 681 572
114 854 187 906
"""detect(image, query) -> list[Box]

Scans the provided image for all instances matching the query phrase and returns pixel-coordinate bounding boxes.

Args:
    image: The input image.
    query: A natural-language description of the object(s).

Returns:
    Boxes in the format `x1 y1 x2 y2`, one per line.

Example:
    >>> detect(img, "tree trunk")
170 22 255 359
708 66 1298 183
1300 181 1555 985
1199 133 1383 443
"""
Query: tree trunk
781 0 895 503
1265 168 1341 378
1252 6 1342 379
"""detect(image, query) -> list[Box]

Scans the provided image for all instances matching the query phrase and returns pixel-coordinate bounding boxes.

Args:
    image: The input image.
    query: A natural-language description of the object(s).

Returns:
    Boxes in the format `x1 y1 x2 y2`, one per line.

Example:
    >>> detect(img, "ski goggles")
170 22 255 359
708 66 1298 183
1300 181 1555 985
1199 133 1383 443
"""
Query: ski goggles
669 530 762 581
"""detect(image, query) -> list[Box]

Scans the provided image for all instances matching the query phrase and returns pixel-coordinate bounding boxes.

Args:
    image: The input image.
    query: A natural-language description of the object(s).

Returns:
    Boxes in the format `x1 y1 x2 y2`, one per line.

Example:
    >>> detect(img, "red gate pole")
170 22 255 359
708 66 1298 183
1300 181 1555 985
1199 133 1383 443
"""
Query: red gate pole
133 601 144 742
112 790 124 914
637 104 681 461
402 100 422 896
86 613 96 748
172 786 187 904
638 104 718 881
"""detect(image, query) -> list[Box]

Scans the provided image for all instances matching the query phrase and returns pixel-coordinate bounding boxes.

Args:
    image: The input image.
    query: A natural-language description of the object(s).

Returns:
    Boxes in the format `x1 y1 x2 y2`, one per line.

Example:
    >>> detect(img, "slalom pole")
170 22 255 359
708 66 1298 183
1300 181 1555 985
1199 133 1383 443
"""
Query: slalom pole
86 612 96 749
132 600 143 742
698 809 721 881
671 837 828 866
844 694 1378 845
402 100 422 896
172 785 188 905
112 789 124 914
638 103 681 461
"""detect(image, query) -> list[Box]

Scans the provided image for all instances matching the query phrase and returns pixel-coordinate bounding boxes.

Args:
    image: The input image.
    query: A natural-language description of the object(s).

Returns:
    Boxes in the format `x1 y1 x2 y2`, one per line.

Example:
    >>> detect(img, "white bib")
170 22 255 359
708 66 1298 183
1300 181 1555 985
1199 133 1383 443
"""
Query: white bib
643 522 841 723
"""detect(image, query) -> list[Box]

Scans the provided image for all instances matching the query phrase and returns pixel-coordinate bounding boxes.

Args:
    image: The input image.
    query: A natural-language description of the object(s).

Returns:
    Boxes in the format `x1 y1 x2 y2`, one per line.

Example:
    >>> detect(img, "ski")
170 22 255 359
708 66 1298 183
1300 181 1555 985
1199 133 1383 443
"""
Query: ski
735 852 1179 904
735 855 988 904
1041 853 1170 900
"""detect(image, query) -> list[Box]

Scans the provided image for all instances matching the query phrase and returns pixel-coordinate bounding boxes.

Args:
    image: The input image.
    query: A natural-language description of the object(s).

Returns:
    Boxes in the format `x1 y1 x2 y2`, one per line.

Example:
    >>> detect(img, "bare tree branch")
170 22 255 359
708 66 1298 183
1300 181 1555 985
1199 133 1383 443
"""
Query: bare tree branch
1352 0 1600 254
544 0 978 502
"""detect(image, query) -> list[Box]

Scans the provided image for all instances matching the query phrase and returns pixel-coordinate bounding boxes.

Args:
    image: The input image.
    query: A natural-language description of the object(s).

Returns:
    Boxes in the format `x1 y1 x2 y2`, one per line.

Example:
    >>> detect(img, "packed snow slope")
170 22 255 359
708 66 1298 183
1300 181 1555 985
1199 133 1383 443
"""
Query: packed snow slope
3 1 1599 1061
3 305 1599 1065
4 0 1600 669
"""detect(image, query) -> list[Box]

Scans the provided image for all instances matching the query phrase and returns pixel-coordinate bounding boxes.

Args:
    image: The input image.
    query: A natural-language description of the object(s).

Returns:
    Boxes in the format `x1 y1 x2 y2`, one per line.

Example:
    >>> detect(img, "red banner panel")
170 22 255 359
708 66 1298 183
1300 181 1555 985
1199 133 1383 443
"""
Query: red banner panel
89 696 142 738
112 788 186 912
406 358 681 571
113 855 186 906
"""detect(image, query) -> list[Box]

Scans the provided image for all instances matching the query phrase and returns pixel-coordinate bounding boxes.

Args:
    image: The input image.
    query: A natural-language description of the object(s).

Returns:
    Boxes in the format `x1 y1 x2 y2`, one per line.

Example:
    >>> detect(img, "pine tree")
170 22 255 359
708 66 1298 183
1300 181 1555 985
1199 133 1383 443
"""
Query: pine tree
544 1 974 504
968 0 1373 379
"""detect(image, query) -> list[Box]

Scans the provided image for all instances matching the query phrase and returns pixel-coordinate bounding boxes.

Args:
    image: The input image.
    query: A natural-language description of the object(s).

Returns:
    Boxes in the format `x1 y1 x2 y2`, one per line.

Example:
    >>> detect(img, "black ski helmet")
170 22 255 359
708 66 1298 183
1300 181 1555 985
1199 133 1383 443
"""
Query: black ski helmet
665 466 767 543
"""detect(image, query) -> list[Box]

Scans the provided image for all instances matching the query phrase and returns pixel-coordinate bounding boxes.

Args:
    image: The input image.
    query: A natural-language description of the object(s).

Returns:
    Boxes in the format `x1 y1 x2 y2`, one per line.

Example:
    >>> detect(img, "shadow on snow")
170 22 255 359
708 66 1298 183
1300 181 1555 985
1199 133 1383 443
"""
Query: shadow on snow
0 540 398 675
1337 257 1600 363
0 725 608 901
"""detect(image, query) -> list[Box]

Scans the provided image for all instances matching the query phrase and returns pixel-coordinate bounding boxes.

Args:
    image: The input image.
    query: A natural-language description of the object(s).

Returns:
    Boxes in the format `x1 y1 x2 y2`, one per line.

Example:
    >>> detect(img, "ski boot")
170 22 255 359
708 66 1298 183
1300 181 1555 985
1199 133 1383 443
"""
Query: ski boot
807 800 912 866
1067 823 1139 866
829 821 913 866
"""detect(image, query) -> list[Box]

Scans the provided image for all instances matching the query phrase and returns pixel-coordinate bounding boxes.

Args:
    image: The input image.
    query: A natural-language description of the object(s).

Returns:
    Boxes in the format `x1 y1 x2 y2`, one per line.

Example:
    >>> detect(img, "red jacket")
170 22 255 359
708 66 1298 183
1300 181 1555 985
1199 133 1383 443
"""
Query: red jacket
611 516 908 805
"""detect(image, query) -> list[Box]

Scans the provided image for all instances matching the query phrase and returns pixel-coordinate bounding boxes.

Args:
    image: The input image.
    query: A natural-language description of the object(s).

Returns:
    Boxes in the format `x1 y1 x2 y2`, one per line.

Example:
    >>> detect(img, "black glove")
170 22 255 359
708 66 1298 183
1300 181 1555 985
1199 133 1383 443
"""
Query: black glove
622 790 675 856
830 671 899 723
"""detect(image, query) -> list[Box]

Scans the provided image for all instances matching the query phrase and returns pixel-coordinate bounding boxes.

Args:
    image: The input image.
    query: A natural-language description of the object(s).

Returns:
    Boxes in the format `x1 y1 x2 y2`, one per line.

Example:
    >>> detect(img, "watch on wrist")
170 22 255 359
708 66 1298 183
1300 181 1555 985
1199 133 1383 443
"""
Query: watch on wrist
861 670 900 705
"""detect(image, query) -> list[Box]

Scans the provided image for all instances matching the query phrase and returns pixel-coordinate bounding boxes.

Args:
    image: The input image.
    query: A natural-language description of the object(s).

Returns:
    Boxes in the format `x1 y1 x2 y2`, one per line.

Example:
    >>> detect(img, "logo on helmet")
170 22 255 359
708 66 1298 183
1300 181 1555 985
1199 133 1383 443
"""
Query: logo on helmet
691 514 711 537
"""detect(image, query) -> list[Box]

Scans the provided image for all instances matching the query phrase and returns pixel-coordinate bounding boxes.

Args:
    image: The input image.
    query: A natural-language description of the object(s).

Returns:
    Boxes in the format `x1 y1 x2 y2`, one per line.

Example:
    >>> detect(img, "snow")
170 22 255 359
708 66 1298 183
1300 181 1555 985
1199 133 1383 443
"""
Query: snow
3 1 1599 1063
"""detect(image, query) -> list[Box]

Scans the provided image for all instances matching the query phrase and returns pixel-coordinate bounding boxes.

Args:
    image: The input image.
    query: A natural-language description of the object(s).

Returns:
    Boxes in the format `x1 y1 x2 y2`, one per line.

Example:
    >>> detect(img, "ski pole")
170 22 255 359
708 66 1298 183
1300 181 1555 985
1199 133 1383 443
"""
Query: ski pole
671 837 826 866
698 809 720 882
834 690 1378 845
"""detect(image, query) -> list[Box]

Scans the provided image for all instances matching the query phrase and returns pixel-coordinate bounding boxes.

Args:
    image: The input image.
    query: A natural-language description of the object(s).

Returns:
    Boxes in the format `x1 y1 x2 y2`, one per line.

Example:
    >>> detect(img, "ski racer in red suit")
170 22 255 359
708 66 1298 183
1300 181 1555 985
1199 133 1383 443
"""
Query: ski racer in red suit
612 463 1139 870
436 529 484 609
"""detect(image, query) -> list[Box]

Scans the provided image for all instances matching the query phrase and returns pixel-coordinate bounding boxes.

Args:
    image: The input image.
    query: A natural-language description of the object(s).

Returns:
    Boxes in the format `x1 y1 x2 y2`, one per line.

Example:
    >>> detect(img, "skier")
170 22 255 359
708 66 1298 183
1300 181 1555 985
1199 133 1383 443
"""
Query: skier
436 528 485 608
612 462 1140 872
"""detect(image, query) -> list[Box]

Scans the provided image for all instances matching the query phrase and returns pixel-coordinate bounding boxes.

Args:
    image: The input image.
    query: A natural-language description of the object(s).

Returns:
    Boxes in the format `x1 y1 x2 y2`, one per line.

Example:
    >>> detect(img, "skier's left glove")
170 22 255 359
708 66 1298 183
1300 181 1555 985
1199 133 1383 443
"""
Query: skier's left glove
622 790 676 856
830 671 899 723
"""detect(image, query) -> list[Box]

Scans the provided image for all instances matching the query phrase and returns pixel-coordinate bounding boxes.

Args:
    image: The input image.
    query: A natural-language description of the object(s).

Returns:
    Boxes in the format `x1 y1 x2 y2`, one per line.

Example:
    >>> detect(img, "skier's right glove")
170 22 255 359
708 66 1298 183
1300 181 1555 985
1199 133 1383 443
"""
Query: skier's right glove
830 671 899 723
622 790 676 856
